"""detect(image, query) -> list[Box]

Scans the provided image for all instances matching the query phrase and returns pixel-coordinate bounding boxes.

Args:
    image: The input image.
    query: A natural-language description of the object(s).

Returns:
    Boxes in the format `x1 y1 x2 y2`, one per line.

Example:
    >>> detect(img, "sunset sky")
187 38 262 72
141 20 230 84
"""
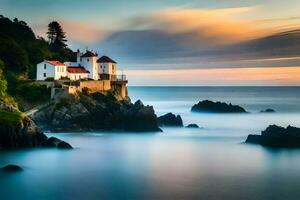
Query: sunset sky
1 0 300 85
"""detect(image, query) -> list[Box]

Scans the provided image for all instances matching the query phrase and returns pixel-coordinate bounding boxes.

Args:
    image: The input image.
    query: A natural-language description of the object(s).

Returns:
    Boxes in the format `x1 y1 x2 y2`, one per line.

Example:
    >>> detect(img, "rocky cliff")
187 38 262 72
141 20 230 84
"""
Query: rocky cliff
32 92 161 132
0 104 72 149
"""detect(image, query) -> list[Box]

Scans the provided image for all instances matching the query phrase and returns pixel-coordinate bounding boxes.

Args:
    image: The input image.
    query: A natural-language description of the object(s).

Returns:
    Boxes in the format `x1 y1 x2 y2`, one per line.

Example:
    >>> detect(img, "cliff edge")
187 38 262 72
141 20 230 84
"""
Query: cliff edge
32 92 161 132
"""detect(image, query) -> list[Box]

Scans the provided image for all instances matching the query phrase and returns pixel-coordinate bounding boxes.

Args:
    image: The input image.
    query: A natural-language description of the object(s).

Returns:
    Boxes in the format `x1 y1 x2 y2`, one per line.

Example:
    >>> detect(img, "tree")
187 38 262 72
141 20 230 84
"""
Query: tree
0 60 7 100
47 21 67 51
0 36 29 72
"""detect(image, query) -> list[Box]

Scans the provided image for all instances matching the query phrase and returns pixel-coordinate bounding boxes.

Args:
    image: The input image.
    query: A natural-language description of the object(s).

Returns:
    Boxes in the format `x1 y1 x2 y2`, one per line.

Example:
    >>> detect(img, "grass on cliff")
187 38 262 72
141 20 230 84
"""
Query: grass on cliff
0 109 27 125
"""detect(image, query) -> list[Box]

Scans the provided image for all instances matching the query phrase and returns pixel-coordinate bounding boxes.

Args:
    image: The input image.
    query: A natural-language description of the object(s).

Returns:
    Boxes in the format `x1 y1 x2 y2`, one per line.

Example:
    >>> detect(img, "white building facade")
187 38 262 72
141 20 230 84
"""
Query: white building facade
36 60 67 80
97 56 117 80
36 50 120 81
67 67 89 80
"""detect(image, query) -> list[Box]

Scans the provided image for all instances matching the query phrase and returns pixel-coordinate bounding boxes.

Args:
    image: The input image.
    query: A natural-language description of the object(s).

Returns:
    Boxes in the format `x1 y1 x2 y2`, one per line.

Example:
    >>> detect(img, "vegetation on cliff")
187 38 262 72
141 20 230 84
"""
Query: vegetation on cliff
0 15 74 109
0 53 71 149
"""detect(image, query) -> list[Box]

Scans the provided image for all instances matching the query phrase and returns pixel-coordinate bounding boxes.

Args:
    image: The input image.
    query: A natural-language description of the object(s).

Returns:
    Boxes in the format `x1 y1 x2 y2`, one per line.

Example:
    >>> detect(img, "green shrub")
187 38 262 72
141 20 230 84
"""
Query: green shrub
0 109 24 125
59 76 70 80
44 77 54 81
15 83 51 104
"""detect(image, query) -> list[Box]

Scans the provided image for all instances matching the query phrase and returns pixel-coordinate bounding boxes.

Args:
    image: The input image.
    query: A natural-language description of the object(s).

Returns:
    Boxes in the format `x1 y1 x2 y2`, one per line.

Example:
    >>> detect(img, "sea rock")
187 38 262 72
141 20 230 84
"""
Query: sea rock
157 113 183 127
43 137 72 149
191 100 247 113
245 125 300 148
57 141 73 149
1 164 23 172
123 101 162 132
186 124 200 128
32 93 161 132
260 108 275 113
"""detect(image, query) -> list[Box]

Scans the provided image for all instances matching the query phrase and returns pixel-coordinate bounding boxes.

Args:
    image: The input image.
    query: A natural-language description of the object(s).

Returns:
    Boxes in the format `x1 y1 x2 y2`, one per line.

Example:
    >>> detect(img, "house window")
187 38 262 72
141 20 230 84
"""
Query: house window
87 58 89 62
80 58 82 62
112 65 115 70
44 64 46 69
43 73 46 77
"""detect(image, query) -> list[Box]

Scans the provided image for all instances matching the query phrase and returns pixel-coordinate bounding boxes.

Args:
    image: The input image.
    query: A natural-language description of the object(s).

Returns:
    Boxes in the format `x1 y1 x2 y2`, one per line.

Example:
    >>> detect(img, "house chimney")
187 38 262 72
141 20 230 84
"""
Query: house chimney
77 49 80 63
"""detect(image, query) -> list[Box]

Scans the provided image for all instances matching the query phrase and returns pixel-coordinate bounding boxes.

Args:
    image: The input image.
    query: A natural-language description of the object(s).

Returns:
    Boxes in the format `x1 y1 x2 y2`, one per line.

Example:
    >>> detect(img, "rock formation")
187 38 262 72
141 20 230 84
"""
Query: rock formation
0 103 72 149
260 108 275 113
1 164 23 172
157 113 183 127
186 124 200 128
245 125 300 148
191 100 247 113
32 93 161 132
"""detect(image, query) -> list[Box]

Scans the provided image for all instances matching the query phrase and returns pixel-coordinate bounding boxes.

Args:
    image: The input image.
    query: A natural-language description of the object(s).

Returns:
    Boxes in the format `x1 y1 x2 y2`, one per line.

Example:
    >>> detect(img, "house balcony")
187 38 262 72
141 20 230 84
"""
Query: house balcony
99 74 127 82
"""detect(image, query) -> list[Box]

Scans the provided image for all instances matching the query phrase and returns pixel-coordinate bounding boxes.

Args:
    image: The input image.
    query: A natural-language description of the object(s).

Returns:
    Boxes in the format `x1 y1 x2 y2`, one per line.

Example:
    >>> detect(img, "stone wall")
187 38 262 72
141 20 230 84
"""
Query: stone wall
68 80 111 94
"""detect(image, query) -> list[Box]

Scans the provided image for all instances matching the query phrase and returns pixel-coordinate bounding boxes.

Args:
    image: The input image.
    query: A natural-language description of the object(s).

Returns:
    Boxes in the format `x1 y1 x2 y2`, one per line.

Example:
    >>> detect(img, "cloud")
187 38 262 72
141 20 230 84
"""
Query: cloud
130 7 271 44
95 27 300 70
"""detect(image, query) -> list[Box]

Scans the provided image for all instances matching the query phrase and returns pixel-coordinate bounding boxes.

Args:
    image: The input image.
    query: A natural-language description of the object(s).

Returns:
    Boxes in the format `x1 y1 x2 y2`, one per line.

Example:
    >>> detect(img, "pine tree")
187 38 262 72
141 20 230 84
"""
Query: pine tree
47 22 56 44
47 21 67 51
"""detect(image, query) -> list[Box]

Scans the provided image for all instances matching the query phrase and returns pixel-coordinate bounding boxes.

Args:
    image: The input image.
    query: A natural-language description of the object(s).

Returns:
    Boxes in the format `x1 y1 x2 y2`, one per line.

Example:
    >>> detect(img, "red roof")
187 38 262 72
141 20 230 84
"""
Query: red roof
46 60 65 66
67 67 90 74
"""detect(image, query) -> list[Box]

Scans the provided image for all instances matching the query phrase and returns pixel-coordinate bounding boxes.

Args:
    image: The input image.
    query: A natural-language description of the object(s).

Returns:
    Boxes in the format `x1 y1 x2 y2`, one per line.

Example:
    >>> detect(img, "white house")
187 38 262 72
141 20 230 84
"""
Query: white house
67 67 89 80
77 50 99 80
97 56 117 80
36 60 67 80
36 50 120 81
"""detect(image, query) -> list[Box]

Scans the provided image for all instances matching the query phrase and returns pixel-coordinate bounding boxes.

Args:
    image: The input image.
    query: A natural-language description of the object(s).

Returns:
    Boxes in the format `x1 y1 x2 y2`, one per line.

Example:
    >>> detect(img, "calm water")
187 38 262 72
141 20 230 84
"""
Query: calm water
1 87 300 200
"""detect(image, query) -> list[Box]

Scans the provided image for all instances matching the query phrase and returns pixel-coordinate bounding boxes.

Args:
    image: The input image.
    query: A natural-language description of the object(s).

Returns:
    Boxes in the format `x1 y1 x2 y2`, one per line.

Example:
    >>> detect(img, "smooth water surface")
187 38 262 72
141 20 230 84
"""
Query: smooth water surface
1 87 300 200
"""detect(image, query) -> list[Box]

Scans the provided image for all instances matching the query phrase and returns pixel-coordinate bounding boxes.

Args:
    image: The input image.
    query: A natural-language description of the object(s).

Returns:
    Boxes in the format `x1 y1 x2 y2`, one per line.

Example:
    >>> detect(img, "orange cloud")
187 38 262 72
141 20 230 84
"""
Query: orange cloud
132 7 274 44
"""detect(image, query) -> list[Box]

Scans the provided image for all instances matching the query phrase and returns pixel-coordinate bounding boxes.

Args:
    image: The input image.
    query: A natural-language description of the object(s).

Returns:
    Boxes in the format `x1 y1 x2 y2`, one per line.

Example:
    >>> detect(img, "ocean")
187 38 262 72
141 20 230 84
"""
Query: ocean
1 87 300 200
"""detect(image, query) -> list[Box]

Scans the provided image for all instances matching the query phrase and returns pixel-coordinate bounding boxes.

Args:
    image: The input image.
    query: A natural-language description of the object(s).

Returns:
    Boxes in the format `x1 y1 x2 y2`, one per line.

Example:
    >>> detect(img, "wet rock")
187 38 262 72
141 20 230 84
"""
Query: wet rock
260 108 275 113
245 125 300 148
43 137 72 149
157 113 183 127
0 103 73 150
123 101 161 132
186 124 200 128
1 164 23 172
57 141 73 149
191 100 247 113
0 115 48 149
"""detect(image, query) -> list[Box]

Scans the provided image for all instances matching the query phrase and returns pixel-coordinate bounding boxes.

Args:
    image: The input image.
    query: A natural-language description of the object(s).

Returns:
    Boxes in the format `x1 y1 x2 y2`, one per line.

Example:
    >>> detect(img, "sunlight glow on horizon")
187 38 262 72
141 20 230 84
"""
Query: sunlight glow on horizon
126 66 300 86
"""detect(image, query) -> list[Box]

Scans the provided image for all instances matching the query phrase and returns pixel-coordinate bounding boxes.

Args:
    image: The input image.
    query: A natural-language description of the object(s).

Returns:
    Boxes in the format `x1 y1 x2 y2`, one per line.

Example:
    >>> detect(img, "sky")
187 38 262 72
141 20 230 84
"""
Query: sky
1 0 300 85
